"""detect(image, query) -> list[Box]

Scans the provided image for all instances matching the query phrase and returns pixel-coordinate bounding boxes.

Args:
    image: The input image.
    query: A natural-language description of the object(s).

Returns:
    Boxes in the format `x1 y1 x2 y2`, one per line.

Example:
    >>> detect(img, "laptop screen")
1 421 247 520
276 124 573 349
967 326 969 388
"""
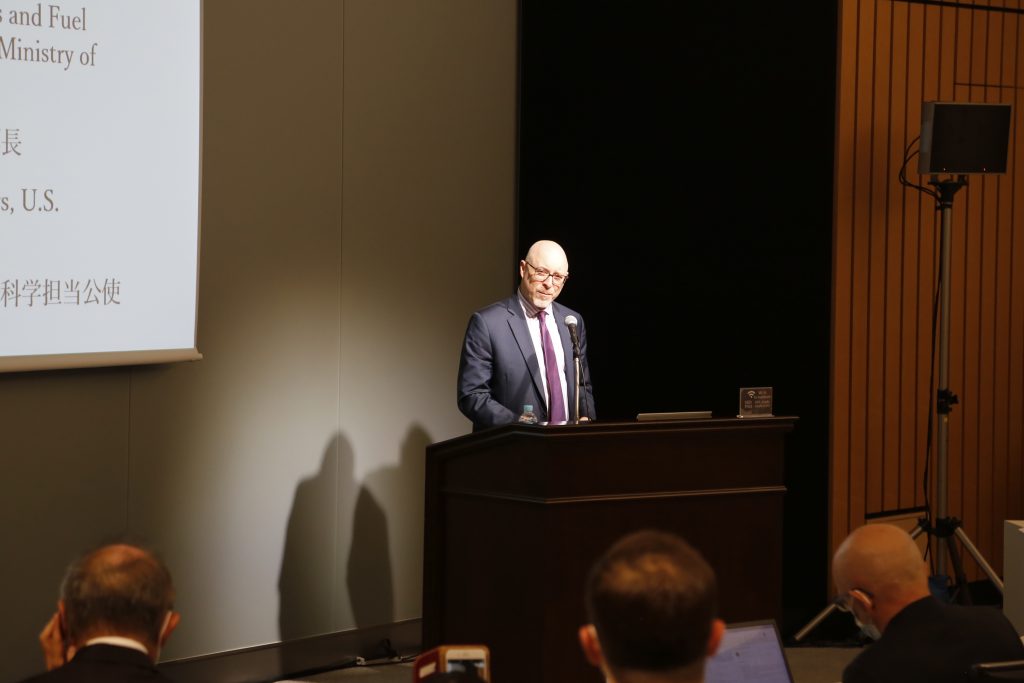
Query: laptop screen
705 621 793 683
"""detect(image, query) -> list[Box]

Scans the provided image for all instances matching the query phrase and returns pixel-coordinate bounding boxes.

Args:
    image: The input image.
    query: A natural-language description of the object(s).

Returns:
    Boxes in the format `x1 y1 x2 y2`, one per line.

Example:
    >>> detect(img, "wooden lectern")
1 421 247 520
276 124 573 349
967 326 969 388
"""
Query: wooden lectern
423 416 795 683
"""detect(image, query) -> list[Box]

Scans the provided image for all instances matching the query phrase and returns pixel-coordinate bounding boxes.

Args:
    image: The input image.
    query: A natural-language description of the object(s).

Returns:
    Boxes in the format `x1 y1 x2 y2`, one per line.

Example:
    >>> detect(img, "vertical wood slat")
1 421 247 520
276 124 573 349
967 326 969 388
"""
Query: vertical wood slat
991 0 1017 575
867 0 893 515
831 0 863 556
957 1 982 559
850 0 876 530
893 0 917 512
1009 7 1024 533
917 4 942 515
977 0 994 568
831 0 1024 583
882 0 905 514
899 2 924 511
978 1 1004 565
831 0 864 548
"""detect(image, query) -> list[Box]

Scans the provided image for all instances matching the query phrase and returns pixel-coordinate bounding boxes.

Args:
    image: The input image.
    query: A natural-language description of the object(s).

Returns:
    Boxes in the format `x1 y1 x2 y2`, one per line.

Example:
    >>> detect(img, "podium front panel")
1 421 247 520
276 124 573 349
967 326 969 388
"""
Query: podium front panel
423 417 795 683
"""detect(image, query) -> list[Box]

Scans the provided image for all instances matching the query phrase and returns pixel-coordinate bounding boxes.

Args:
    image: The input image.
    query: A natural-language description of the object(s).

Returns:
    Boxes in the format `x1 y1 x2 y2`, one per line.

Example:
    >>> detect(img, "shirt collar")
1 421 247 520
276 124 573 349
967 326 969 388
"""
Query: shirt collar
84 636 150 656
517 290 549 319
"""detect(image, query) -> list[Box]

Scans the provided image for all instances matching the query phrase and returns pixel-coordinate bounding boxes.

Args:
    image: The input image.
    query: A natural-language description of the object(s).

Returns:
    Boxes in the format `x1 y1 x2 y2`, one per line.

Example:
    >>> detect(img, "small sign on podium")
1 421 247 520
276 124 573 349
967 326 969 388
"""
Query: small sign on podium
738 387 773 418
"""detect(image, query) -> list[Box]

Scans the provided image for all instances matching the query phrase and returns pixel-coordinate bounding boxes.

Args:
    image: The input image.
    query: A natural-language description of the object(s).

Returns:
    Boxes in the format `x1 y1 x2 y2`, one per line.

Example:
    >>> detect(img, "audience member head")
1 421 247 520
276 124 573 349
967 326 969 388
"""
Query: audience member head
58 542 180 661
832 524 931 638
579 530 724 683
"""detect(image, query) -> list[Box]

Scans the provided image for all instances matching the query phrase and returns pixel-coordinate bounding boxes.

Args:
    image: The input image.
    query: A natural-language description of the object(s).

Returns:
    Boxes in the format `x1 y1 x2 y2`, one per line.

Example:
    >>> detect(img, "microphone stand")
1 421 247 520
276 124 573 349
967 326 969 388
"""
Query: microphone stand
573 354 582 424
565 317 585 424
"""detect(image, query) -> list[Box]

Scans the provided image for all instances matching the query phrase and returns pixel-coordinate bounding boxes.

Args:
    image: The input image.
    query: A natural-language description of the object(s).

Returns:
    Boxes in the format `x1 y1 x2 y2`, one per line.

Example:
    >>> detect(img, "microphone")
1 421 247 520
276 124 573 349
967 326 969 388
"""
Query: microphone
564 315 580 359
564 314 588 423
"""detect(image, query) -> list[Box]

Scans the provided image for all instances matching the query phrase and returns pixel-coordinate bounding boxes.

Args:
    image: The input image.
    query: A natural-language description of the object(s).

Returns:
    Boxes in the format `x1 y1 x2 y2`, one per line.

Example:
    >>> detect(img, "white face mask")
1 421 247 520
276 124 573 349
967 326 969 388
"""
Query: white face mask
854 615 882 641
842 587 881 641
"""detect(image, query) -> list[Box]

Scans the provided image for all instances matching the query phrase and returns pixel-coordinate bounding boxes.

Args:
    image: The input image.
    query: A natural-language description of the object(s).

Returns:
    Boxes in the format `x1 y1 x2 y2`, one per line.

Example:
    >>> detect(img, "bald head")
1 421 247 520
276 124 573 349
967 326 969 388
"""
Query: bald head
833 524 929 604
524 240 569 272
519 240 569 309
60 543 176 650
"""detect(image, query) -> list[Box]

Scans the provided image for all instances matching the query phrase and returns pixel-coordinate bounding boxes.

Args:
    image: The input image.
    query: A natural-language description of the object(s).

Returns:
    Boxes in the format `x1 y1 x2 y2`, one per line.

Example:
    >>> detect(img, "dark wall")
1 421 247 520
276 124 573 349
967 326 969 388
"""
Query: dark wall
517 2 838 630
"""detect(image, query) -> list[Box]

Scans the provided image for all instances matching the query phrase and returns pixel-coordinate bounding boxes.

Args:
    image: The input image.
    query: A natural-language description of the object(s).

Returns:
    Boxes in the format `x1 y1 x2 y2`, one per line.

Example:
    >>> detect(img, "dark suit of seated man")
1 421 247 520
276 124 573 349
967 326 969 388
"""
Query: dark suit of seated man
578 530 725 683
21 542 181 683
834 524 1024 683
458 239 595 431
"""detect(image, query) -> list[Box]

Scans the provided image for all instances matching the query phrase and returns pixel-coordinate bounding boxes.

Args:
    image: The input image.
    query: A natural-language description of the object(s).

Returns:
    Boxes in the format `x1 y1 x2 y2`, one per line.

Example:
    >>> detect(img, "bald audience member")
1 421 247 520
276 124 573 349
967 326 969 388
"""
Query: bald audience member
22 543 181 683
579 530 725 683
833 524 1024 683
457 239 595 430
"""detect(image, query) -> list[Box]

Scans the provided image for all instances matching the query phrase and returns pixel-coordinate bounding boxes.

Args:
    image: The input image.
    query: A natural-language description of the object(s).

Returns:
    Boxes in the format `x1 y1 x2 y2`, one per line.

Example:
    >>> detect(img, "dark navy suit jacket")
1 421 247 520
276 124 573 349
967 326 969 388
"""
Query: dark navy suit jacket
458 294 595 431
18 644 175 683
842 596 1024 683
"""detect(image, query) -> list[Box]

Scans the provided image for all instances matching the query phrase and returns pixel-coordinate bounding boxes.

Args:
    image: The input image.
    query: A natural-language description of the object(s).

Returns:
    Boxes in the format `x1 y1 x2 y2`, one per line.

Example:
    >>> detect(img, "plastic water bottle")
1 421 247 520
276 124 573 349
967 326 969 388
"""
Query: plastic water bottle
518 404 538 424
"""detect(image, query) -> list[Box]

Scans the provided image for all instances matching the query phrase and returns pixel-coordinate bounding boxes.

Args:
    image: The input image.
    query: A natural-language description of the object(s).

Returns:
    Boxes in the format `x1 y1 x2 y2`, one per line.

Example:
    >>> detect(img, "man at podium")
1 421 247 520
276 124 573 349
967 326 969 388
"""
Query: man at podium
457 239 595 431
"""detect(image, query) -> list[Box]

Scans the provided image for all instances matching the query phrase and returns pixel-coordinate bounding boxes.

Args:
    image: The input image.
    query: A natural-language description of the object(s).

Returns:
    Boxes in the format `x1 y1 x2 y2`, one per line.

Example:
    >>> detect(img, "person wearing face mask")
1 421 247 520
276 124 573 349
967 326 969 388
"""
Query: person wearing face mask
833 524 1024 683
22 542 181 683
457 239 595 431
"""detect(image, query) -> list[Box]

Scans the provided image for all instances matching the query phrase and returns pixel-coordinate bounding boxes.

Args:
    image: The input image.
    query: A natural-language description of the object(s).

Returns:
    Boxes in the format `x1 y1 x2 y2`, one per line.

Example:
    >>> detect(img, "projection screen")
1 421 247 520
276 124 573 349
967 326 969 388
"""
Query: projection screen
0 0 202 372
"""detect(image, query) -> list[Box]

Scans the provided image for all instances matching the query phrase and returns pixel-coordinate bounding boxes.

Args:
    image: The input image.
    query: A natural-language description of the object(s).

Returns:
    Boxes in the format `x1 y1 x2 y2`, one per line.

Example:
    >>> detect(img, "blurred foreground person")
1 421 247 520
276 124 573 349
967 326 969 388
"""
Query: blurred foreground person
579 530 724 683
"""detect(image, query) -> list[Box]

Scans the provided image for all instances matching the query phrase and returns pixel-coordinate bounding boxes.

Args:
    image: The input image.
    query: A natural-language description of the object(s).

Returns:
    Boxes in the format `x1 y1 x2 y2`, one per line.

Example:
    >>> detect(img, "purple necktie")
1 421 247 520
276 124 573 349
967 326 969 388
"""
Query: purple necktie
538 310 566 423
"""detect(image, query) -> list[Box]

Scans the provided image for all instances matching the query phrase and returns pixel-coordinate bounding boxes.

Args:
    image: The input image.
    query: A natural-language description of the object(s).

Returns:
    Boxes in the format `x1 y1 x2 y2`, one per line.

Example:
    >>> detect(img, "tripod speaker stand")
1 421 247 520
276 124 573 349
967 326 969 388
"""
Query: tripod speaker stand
796 102 1012 642
909 177 1003 599
795 176 1001 642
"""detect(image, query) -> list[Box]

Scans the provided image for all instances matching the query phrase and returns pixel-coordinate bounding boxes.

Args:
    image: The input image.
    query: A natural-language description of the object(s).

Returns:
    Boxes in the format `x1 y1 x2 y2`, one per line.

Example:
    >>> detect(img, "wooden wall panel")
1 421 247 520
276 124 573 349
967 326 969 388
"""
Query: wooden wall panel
1011 5 1024 525
868 1 890 516
833 0 858 549
993 1 1017 560
832 0 1024 582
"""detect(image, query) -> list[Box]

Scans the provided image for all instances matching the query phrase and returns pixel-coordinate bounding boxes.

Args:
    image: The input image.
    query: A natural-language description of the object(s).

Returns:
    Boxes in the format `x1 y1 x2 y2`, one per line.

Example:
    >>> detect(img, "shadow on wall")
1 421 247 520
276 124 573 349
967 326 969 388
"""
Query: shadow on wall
346 475 394 628
347 424 431 628
278 435 347 642
277 424 431 658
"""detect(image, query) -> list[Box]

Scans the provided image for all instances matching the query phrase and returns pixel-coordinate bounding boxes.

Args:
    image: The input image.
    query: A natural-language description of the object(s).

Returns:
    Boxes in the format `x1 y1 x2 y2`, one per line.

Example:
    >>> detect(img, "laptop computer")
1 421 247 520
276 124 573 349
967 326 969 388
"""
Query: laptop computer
635 410 713 422
705 620 795 683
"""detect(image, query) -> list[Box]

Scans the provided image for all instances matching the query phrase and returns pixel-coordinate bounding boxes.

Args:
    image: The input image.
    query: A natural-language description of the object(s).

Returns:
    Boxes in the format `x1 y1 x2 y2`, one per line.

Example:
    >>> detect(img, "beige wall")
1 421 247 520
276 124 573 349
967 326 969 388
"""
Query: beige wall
0 0 517 678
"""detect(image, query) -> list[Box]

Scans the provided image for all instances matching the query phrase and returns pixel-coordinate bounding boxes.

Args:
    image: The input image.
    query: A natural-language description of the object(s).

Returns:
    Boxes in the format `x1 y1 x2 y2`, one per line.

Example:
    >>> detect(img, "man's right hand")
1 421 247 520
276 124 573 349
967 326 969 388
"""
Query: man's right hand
39 612 68 671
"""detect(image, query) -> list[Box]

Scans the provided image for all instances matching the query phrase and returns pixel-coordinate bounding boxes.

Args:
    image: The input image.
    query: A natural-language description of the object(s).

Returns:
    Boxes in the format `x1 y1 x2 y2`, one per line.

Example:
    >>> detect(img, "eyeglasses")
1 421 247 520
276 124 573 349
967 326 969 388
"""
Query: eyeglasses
524 260 568 286
834 588 874 613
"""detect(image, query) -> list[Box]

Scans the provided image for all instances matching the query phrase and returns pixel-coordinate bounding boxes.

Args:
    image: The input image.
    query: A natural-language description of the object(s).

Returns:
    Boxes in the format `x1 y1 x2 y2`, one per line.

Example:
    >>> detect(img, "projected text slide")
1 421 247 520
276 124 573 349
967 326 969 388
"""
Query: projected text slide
0 1 201 371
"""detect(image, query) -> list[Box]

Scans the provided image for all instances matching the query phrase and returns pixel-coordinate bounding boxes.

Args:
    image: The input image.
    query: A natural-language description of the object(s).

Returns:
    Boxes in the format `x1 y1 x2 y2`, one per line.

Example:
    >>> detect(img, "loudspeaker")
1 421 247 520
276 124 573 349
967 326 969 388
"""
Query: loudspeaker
919 102 1012 174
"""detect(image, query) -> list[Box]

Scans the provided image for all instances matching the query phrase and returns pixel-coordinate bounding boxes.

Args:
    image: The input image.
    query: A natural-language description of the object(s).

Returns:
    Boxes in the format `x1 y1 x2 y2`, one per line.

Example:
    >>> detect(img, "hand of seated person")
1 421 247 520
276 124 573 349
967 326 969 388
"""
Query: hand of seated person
39 611 71 671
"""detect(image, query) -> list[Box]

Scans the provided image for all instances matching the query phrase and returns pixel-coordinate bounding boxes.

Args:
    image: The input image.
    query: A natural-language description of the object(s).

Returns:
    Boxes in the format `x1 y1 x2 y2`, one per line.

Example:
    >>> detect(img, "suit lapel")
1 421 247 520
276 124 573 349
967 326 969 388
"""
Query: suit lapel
506 296 546 406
